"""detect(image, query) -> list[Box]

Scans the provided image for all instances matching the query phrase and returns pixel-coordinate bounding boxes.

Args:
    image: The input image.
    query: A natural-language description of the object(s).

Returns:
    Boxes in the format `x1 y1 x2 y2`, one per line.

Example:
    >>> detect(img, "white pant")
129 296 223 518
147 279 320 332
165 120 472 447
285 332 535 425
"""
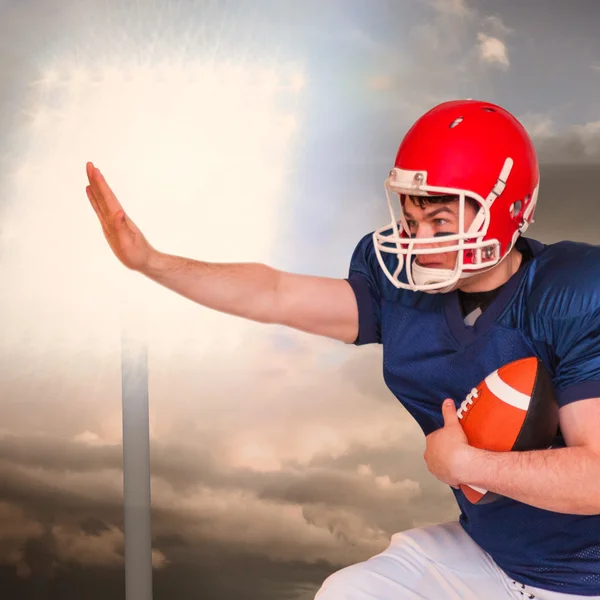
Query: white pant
314 522 600 600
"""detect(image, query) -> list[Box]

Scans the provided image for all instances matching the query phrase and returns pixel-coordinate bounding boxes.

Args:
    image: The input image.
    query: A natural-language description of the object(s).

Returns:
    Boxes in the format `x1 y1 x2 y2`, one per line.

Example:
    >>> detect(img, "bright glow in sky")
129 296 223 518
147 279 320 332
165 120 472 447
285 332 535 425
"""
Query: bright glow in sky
1 56 305 360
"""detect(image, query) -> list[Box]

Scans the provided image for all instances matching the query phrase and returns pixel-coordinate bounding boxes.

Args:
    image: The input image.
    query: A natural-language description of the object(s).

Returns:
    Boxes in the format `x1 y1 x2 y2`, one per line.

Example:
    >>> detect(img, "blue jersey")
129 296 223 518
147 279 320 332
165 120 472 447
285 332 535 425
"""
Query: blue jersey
346 234 600 595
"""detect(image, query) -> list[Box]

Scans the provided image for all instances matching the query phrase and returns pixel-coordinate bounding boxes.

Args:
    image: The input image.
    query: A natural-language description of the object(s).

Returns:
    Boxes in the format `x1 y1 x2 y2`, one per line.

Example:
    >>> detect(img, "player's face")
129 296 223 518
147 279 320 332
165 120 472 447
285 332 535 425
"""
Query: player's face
402 196 478 270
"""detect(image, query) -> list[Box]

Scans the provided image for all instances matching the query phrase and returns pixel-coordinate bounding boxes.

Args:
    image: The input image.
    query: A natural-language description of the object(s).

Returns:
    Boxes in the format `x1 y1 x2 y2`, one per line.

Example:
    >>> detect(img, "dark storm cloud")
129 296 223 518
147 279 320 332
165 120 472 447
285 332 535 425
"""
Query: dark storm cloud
0 424 434 599
0 528 331 600
534 126 600 165
0 422 427 526
0 330 448 596
529 165 600 245
0 332 442 598
0 434 121 473
0 460 122 522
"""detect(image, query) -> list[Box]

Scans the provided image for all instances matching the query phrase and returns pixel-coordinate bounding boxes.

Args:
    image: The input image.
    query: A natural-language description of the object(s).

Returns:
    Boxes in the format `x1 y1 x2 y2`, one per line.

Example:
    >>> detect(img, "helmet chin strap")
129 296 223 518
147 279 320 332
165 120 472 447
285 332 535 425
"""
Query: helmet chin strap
411 242 514 294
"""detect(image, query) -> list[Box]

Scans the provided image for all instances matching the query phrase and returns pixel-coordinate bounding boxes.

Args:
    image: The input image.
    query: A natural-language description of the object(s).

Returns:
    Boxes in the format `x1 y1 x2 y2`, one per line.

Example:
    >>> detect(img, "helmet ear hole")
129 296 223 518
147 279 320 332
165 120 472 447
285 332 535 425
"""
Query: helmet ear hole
450 117 464 128
510 200 523 218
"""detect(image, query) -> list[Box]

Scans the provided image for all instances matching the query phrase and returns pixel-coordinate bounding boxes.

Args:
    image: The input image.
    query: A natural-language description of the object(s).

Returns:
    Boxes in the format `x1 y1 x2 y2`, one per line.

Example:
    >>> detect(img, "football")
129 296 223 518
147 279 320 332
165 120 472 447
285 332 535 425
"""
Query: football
457 356 559 505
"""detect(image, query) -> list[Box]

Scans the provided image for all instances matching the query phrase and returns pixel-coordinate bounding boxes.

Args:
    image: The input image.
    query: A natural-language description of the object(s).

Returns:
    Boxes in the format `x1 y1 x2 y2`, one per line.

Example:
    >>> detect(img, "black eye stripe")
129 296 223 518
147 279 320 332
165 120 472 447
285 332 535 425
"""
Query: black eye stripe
408 232 456 239
406 232 455 238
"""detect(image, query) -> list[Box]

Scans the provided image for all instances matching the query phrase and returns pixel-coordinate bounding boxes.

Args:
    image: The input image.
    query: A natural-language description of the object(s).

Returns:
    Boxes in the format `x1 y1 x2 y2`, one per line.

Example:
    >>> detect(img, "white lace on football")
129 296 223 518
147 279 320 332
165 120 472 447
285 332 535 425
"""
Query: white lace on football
457 387 479 419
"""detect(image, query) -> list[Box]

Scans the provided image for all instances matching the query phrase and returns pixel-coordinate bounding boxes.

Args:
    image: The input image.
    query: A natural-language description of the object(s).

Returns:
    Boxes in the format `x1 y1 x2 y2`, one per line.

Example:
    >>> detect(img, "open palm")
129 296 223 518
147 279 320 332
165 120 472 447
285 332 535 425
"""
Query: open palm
85 162 153 271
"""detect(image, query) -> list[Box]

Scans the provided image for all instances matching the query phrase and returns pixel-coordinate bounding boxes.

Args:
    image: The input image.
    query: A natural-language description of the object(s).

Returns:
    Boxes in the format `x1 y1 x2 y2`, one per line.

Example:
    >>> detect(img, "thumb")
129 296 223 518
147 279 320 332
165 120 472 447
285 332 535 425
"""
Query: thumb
114 210 128 229
442 399 458 426
115 210 140 237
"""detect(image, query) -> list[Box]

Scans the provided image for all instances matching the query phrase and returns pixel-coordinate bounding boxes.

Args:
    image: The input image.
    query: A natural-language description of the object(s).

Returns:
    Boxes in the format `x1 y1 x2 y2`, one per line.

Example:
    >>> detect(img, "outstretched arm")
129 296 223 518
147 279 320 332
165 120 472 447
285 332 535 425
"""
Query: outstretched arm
86 162 360 343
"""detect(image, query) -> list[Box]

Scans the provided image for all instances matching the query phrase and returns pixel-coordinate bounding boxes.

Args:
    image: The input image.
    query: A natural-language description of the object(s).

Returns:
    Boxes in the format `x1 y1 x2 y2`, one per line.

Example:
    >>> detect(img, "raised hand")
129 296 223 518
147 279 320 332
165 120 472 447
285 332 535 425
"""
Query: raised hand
85 162 154 271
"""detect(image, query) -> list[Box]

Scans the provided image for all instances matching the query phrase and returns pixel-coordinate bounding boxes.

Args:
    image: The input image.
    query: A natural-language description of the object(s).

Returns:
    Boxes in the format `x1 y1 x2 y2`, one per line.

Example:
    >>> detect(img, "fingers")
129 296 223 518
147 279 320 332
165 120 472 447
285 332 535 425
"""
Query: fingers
86 162 103 213
86 184 109 225
86 185 101 218
86 163 123 221
87 186 112 238
86 163 108 221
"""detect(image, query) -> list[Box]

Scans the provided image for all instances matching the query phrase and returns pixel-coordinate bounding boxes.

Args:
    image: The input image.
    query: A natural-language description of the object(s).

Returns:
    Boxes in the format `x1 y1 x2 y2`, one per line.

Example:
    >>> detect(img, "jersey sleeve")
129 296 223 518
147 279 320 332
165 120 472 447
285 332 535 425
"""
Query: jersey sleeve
552 307 600 406
530 244 600 406
346 233 383 345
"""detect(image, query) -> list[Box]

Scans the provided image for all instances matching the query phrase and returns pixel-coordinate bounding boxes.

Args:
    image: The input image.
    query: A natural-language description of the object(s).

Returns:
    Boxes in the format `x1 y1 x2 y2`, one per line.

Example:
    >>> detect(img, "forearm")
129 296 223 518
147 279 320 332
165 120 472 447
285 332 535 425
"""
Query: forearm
140 251 359 342
142 251 280 324
459 445 600 514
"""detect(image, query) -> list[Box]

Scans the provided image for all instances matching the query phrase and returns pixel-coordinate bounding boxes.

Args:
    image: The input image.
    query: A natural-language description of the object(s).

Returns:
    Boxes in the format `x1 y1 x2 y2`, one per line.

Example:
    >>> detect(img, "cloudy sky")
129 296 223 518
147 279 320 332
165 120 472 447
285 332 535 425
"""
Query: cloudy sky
1 0 600 598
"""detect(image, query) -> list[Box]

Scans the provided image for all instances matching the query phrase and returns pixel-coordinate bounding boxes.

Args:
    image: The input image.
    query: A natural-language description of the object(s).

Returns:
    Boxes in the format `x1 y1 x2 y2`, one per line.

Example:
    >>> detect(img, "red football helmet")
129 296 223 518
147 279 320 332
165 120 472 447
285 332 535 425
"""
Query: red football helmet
373 99 540 293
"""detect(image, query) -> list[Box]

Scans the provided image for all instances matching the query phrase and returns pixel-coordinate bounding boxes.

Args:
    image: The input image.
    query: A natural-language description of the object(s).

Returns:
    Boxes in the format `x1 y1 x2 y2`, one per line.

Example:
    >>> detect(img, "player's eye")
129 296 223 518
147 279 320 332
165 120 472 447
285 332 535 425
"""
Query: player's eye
432 218 455 238
404 220 418 236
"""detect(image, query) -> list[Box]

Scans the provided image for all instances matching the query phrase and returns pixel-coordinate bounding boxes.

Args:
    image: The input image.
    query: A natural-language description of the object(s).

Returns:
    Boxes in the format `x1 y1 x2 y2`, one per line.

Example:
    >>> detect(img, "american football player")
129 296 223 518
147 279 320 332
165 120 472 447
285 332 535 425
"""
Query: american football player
85 99 600 600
